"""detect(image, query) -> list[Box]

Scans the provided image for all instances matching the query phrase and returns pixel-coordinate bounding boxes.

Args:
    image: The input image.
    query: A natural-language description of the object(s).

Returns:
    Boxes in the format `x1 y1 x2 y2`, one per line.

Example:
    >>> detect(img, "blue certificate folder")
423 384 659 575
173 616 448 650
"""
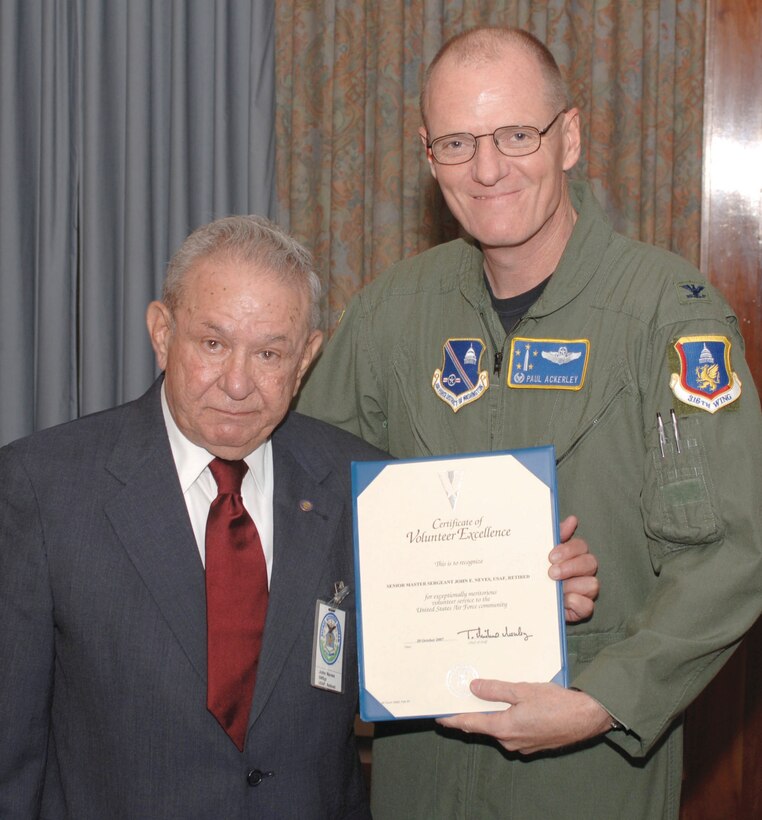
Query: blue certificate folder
351 446 567 723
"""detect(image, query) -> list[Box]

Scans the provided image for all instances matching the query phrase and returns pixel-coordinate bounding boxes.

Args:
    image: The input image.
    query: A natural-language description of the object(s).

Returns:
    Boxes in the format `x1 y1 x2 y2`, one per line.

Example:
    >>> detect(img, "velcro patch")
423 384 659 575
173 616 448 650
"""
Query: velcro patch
508 338 589 390
669 335 741 413
432 338 489 412
675 281 711 305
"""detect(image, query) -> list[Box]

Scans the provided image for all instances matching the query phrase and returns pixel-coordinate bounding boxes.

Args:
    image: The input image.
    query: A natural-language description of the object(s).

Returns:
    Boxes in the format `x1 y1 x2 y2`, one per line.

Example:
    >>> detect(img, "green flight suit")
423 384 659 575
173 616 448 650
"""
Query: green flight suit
297 180 762 819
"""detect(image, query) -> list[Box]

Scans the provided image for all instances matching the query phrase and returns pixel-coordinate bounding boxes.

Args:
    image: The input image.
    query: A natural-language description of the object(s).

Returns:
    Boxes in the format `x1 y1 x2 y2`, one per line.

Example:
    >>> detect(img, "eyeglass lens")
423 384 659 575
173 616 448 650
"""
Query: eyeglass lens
432 127 540 163
430 110 565 164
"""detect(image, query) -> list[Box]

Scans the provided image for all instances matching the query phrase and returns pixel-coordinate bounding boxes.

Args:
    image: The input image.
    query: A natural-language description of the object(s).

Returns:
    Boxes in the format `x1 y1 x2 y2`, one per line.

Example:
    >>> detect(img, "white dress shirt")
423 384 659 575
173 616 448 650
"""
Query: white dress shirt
160 384 274 584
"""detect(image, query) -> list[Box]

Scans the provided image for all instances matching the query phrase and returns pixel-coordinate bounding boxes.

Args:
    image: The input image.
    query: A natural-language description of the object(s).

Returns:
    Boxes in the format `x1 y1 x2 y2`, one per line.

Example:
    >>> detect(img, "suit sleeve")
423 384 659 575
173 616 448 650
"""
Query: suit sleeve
297 292 390 452
0 445 55 817
574 311 762 757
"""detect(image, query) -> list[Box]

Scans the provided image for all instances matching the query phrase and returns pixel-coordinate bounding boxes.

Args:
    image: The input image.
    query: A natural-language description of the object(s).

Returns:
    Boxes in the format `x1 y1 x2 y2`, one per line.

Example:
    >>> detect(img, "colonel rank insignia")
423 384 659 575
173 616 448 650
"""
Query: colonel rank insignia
669 335 742 413
432 338 489 412
508 338 590 389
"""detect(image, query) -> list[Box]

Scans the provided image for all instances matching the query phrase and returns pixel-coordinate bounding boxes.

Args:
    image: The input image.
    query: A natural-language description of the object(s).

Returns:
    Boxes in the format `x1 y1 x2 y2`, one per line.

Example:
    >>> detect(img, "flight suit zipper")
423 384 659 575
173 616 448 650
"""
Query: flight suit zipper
478 308 519 451
478 309 507 378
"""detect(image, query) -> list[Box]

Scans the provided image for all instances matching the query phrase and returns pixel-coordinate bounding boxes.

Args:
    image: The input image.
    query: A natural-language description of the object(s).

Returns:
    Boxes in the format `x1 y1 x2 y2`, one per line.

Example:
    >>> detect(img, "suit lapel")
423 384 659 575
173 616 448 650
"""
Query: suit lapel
101 391 350 727
248 434 345 725
103 382 208 683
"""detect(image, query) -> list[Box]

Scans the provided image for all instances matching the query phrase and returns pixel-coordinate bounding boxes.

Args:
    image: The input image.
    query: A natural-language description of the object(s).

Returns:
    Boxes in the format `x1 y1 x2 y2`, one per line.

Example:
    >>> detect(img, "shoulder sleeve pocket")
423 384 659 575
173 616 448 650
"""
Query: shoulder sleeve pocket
641 415 724 554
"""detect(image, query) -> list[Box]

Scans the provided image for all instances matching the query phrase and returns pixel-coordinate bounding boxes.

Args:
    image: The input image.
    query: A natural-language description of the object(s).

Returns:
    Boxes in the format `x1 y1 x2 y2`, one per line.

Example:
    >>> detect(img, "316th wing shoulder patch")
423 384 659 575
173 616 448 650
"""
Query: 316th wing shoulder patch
669 335 742 413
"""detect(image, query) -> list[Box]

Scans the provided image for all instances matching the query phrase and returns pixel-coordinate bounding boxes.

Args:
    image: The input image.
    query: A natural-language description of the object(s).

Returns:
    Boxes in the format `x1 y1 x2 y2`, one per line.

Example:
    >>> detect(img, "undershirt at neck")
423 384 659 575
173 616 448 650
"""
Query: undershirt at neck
484 272 552 335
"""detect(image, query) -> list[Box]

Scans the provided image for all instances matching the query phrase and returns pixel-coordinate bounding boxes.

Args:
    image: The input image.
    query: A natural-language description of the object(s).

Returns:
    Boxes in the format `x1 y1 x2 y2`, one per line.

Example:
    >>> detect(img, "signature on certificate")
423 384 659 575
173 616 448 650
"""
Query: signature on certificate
457 626 534 641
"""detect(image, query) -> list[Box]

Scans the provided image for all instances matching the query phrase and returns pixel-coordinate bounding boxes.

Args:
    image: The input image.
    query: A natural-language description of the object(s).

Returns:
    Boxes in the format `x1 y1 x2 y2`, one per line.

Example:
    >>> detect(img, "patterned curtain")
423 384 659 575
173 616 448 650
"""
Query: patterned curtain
275 1 705 329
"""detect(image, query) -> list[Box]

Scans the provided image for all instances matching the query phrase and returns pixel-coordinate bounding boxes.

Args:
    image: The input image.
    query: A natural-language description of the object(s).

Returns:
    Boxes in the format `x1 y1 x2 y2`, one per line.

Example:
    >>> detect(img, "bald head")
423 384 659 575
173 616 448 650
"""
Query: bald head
420 27 570 129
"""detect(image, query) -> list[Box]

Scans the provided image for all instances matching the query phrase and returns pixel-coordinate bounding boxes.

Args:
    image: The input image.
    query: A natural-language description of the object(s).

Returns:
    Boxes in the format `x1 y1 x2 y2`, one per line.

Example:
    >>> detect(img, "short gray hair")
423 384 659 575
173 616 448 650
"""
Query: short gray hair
163 215 323 330
420 27 570 128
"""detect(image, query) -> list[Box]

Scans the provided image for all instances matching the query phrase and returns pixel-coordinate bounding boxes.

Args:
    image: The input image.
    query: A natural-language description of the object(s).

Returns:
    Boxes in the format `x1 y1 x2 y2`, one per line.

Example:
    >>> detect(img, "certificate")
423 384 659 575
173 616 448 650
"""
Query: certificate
352 447 566 721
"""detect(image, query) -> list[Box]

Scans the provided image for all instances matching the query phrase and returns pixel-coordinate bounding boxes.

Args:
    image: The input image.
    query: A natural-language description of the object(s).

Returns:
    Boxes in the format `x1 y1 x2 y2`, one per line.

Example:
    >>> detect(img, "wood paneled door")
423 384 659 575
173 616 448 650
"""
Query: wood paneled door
681 1 762 818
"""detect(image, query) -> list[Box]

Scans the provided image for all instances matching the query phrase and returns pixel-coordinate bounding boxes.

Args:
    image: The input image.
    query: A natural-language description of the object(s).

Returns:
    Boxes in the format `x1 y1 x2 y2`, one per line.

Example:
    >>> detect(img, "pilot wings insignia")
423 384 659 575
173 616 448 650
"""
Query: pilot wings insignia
541 346 582 366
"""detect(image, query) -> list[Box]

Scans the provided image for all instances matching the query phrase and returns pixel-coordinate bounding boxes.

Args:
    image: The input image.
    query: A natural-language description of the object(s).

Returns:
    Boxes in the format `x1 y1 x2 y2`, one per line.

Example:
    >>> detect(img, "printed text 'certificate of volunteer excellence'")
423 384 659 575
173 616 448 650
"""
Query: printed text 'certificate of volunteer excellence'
351 447 567 721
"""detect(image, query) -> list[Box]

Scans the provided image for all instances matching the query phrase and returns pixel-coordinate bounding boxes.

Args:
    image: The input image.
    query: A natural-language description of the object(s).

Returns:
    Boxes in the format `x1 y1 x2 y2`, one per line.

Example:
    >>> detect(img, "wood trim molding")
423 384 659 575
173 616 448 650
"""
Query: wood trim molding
682 2 762 818
700 0 762 387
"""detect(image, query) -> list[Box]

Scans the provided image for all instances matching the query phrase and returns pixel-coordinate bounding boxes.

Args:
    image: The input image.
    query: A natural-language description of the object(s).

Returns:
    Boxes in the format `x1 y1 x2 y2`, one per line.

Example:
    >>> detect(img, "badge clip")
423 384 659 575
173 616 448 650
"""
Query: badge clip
330 581 350 607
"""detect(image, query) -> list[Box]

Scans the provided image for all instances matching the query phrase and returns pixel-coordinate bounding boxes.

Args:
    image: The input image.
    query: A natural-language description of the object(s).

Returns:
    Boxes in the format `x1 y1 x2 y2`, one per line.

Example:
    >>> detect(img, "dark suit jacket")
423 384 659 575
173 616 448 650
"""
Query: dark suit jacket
0 379 381 819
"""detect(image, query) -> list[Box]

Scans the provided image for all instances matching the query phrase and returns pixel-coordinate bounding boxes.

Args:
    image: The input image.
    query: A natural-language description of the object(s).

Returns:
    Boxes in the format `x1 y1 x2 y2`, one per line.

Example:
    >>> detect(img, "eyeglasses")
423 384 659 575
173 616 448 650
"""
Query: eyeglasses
427 110 567 165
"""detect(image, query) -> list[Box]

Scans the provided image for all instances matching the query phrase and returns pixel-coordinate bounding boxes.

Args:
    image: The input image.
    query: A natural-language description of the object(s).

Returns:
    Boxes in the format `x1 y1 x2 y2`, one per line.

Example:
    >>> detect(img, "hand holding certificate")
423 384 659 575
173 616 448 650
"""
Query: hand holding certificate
352 446 567 721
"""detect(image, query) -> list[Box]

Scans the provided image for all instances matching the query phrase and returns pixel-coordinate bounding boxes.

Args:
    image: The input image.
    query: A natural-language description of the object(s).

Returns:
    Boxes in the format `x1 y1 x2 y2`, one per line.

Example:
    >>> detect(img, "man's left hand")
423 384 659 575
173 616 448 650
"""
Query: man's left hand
436 680 613 755
550 515 599 622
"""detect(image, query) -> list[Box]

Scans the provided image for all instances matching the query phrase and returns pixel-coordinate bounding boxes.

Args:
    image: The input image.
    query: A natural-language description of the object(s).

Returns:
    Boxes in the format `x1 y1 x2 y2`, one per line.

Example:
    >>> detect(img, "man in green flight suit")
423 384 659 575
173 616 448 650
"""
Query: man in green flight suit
297 26 762 820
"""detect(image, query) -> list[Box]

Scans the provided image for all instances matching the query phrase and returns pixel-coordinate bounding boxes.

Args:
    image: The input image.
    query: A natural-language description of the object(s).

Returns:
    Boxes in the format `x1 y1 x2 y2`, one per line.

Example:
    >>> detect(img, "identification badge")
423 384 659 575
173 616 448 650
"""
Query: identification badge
432 338 489 412
311 582 350 693
508 338 590 389
669 335 742 413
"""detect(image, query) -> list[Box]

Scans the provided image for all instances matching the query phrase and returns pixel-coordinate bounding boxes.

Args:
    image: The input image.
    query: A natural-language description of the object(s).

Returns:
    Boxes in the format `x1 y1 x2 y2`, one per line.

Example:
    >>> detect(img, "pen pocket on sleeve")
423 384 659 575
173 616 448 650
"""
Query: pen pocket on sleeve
641 415 723 550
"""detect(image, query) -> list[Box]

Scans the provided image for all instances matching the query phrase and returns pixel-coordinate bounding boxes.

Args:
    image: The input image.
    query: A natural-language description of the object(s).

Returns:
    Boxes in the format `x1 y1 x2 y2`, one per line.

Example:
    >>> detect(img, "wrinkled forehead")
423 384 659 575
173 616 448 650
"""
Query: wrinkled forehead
423 45 551 126
179 253 311 318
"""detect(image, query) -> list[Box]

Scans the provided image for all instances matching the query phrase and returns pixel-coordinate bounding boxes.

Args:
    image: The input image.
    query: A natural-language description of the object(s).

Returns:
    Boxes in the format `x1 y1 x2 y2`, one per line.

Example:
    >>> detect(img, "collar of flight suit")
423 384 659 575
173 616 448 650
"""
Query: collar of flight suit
456 179 615 323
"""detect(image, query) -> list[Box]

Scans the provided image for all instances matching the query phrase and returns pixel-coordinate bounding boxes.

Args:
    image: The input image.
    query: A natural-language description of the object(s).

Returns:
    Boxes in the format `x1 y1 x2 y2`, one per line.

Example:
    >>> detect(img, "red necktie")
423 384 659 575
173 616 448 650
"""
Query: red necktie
205 457 269 751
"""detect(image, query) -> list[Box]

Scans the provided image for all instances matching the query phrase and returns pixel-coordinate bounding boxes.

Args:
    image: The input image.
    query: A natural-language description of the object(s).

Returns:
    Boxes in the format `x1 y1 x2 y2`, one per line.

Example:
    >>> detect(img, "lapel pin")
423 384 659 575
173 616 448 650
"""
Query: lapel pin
299 499 314 512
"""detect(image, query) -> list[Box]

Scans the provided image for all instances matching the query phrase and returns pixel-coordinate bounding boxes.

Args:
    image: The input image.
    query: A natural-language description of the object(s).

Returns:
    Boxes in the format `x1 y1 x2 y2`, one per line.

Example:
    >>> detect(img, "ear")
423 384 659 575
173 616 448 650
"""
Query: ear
293 329 324 396
561 108 582 172
146 301 173 371
418 126 438 180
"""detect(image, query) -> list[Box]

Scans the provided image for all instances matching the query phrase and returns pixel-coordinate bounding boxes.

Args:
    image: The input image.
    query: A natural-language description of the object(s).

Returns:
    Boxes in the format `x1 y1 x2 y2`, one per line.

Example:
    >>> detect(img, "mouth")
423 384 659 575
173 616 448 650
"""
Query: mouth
473 190 520 201
212 408 257 418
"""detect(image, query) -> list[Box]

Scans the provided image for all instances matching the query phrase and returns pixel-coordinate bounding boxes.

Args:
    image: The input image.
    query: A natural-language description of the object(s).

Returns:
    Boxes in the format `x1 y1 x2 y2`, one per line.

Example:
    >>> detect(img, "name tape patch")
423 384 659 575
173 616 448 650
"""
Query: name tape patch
508 338 590 390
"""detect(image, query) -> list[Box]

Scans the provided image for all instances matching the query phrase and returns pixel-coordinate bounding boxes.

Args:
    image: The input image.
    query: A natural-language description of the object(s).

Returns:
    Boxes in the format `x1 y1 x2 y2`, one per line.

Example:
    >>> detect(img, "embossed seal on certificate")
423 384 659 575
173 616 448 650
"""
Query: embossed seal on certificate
446 664 478 697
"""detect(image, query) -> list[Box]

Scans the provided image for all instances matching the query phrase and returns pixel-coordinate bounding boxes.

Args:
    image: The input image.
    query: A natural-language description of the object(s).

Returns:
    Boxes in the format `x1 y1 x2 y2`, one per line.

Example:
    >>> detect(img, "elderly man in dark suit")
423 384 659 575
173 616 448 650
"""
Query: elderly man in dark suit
0 215 381 819
0 215 597 819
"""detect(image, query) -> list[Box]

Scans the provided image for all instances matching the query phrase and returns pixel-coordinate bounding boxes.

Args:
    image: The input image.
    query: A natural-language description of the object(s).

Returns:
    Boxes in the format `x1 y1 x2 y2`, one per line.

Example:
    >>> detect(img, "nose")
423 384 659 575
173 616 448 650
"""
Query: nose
218 351 256 401
471 134 509 186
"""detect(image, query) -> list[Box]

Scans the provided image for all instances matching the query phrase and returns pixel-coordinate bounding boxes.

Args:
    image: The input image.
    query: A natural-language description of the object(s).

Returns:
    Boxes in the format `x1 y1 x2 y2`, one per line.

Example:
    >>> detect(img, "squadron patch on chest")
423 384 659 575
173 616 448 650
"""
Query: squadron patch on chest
508 338 589 390
669 335 742 413
432 338 489 412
